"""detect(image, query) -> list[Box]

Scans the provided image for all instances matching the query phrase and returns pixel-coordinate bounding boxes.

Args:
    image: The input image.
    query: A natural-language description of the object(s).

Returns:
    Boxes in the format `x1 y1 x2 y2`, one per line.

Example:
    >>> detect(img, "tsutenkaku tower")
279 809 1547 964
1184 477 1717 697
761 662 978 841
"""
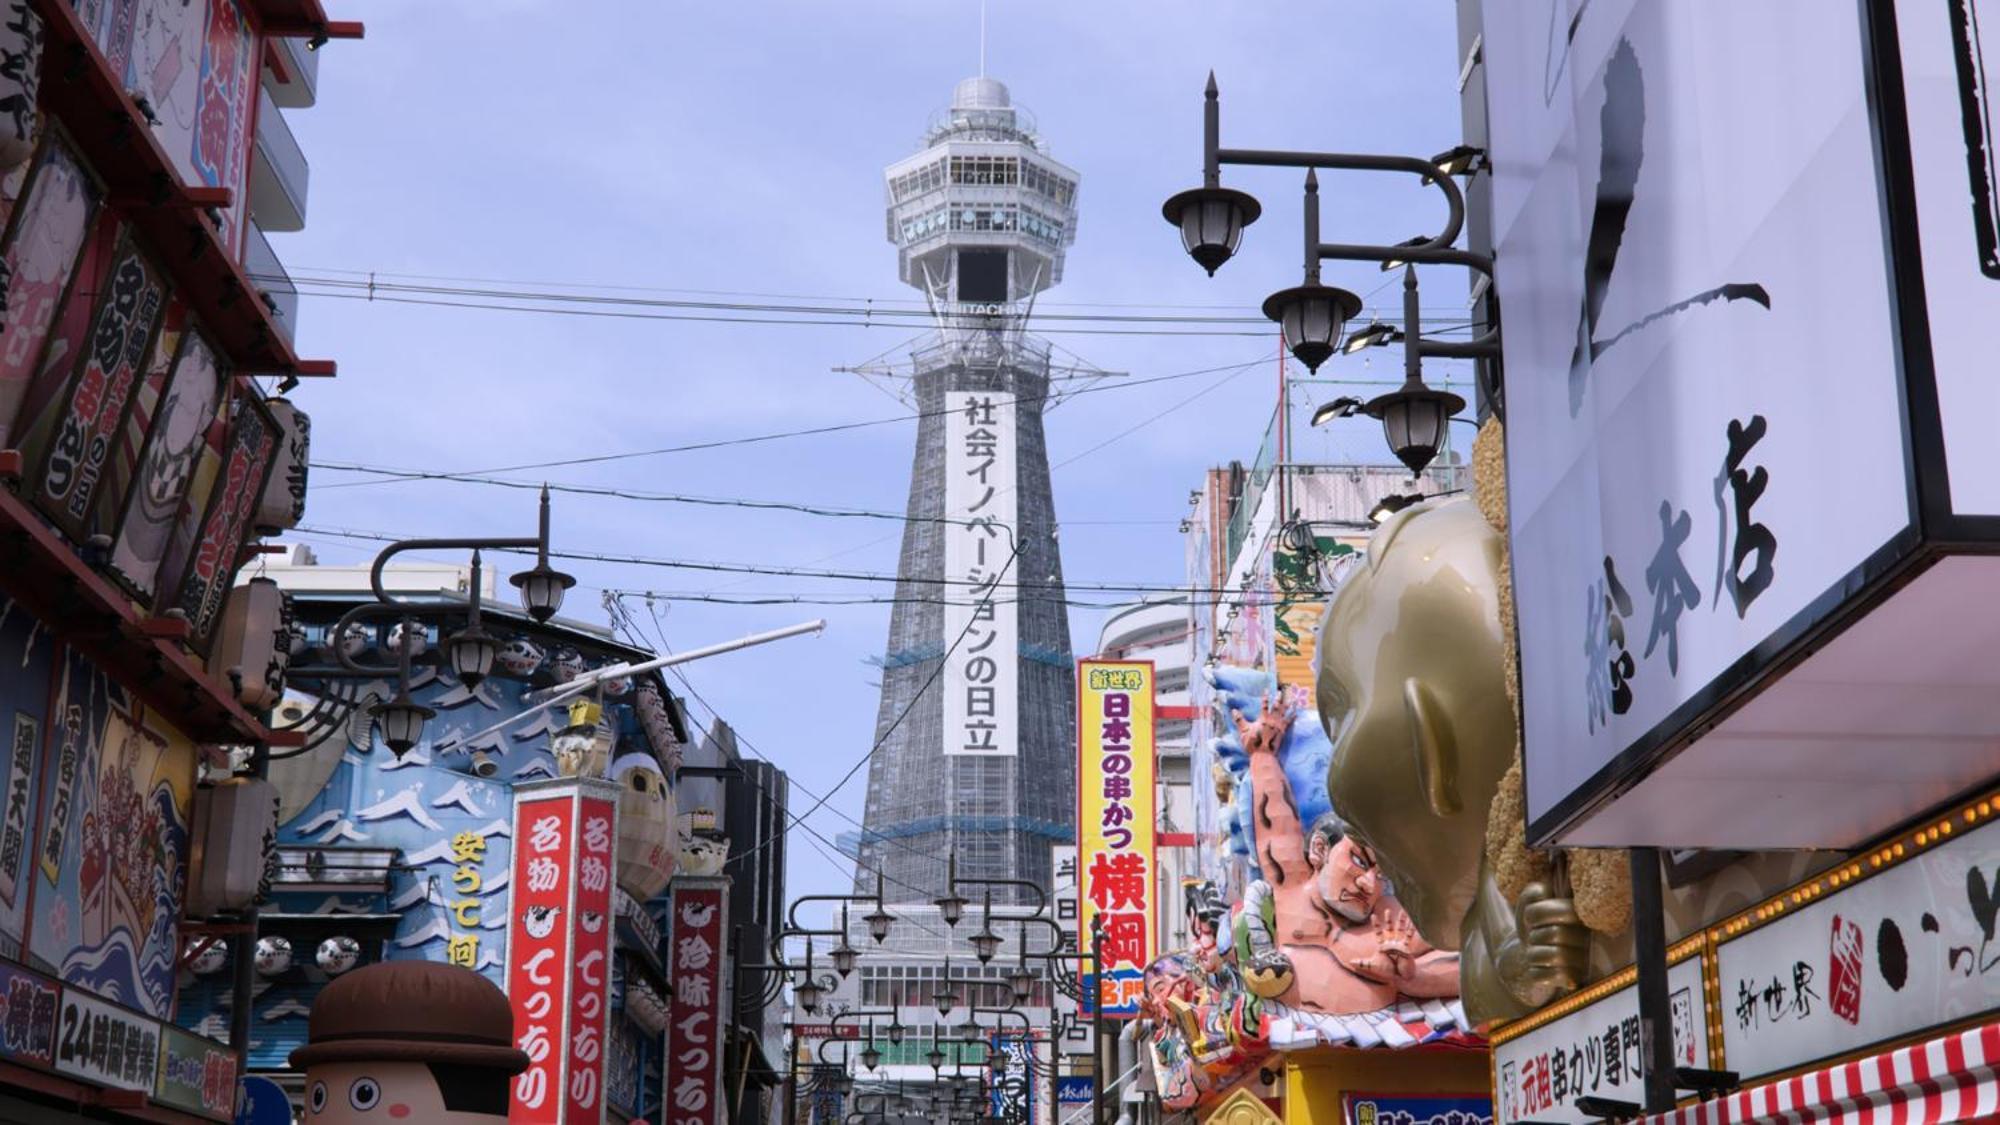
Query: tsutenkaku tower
846 76 1081 908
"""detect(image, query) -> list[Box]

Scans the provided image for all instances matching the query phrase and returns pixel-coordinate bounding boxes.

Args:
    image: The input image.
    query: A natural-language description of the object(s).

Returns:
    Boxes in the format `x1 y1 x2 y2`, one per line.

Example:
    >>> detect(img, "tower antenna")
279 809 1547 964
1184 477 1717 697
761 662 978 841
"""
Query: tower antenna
979 0 987 77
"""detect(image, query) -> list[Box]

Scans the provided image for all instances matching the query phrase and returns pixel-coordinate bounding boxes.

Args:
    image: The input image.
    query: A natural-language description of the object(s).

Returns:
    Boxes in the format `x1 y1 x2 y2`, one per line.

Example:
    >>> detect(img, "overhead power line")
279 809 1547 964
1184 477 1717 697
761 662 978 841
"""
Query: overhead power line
290 524 1283 597
308 355 1275 488
287 263 1483 316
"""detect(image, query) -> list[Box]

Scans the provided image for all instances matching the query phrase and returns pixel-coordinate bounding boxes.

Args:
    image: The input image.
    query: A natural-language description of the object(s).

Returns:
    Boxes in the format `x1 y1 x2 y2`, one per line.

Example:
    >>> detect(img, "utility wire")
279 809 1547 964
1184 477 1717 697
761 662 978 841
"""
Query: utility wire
284 263 1483 316
276 271 1482 333
290 524 1274 596
307 355 1275 488
608 598 951 914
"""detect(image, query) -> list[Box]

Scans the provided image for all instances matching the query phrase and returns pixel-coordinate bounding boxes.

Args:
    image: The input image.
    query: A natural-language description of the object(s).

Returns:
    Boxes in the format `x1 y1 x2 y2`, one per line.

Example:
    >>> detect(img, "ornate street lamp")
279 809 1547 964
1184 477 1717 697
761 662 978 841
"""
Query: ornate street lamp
509 487 576 623
1160 75 1263 275
933 957 961 1017
279 492 577 751
925 1046 945 1074
1261 171 1362 373
832 906 858 978
1368 375 1466 475
934 853 969 928
863 901 894 944
440 551 500 689
1365 268 1468 474
372 618 434 756
969 891 1001 964
1161 74 1501 467
794 939 824 1014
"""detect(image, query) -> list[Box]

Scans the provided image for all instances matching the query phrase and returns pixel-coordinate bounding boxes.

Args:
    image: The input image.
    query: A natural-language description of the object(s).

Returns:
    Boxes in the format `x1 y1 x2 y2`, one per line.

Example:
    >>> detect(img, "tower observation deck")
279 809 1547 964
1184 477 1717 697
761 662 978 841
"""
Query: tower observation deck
842 76 1081 907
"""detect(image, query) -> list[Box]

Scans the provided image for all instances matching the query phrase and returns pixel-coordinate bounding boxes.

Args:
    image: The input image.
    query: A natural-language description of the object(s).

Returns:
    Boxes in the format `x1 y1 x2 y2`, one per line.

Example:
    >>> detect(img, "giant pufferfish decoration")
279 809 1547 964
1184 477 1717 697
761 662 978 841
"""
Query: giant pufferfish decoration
610 748 677 901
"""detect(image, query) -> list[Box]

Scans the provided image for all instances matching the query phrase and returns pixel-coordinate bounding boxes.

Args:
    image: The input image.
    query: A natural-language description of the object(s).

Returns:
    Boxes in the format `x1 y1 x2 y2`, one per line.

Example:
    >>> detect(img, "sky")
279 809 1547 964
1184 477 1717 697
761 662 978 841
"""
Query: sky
276 1 1468 920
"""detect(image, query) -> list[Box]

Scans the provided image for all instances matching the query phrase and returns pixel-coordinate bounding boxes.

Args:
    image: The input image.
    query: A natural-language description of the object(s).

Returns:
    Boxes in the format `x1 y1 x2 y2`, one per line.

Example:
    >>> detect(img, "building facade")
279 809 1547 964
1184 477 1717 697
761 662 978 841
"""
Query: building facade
176 551 689 1123
676 718 792 1125
0 1 353 1120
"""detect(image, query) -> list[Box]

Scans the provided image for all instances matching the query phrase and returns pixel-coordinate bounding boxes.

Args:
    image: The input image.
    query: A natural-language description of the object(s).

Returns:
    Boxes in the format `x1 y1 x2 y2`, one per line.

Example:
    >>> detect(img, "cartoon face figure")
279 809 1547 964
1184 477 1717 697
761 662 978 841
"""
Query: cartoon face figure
254 936 292 977
386 621 427 660
316 936 361 977
522 906 559 940
304 1060 509 1123
549 646 586 683
495 638 544 677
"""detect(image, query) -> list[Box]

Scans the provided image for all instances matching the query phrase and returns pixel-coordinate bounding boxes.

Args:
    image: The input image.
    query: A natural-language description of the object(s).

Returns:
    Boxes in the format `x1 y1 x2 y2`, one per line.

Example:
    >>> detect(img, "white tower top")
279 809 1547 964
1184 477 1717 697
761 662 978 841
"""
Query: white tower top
884 77 1081 303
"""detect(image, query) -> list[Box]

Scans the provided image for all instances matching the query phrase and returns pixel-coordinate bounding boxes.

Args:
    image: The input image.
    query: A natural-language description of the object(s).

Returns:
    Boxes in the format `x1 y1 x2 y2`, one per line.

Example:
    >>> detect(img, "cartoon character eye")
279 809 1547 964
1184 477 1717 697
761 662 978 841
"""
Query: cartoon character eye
309 1082 327 1113
349 1078 381 1110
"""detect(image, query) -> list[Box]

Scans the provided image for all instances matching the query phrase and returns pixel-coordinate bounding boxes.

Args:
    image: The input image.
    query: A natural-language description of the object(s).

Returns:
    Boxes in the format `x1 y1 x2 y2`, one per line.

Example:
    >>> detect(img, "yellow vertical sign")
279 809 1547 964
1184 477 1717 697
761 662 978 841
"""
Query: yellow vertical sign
1075 659 1155 1019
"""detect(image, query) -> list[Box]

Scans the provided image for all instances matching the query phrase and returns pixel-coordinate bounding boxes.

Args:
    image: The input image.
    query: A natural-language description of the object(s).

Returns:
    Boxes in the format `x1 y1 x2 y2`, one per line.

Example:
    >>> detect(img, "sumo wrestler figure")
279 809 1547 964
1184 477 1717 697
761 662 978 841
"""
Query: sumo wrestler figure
290 960 528 1122
1317 496 1589 1023
1231 694 1459 1014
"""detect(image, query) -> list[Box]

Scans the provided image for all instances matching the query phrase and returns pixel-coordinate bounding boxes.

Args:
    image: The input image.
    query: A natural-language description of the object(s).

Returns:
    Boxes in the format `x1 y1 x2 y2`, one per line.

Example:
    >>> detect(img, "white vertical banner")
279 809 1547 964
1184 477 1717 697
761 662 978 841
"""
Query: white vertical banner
943 390 1018 757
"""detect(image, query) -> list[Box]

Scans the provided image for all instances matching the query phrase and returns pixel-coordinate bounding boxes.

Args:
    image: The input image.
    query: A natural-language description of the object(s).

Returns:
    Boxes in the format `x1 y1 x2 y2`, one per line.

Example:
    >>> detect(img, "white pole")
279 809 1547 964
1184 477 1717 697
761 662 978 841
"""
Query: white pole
434 619 825 752
525 618 827 704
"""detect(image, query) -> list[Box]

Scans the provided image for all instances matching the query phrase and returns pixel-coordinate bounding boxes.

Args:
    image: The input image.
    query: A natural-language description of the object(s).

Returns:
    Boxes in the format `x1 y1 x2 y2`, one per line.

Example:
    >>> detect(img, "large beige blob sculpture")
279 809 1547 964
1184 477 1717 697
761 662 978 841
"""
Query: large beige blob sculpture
1316 496 1587 1024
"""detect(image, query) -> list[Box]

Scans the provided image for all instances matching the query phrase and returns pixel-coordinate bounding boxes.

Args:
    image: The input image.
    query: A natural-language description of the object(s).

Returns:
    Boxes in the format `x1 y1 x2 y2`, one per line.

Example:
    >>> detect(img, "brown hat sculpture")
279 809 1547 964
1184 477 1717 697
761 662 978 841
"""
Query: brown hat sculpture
289 960 528 1122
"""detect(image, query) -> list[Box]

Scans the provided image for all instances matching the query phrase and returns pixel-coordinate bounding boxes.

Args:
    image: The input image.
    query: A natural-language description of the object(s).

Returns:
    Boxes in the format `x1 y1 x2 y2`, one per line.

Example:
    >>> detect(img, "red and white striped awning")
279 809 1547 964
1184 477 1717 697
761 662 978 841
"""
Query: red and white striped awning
1643 1022 2000 1125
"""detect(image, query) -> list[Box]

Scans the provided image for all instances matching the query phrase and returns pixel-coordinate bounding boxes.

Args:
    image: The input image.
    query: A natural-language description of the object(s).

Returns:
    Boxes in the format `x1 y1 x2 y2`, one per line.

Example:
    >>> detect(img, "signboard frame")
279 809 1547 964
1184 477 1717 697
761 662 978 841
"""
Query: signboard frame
505 777 620 1125
1075 659 1155 1019
665 876 729 1125
1482 0 2000 852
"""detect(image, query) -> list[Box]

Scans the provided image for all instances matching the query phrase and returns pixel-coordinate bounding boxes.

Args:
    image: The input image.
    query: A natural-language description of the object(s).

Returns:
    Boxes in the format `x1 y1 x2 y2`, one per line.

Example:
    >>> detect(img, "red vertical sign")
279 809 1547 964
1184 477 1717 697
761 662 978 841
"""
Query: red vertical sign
665 880 727 1125
563 795 616 1119
508 781 620 1124
507 789 576 1124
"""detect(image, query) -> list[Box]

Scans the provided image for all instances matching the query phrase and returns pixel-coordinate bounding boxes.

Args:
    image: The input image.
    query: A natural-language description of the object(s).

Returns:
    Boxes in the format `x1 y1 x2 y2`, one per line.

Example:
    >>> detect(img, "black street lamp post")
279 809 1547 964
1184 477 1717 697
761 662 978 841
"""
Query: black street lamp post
275 487 576 757
1162 74 1501 473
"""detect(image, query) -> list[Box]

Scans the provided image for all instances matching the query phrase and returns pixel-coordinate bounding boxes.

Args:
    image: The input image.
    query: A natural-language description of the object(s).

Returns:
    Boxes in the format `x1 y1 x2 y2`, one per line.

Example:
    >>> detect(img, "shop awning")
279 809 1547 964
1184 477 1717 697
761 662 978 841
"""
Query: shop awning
1643 1021 2000 1125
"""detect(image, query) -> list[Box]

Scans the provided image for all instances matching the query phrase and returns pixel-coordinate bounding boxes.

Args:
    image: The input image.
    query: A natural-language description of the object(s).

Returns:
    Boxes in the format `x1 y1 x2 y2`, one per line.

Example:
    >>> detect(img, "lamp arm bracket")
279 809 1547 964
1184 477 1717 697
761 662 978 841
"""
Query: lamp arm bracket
1316 241 1493 276
1221 146 1466 247
365 535 540 611
1417 332 1502 361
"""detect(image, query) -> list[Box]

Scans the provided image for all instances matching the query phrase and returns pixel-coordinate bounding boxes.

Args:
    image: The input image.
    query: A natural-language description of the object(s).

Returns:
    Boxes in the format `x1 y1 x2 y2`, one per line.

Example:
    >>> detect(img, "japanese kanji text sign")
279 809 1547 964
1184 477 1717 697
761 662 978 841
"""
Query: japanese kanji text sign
1715 805 2000 1081
1076 660 1154 1018
507 779 619 1123
1485 3 1915 847
1491 955 1707 1124
564 794 616 1119
666 878 727 1125
943 390 1018 757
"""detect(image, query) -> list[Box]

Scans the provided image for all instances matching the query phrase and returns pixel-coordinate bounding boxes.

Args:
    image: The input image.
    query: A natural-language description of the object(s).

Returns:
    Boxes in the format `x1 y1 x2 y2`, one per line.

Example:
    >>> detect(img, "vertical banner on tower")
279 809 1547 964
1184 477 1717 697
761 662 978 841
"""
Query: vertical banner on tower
507 779 619 1124
1076 660 1155 1018
666 878 728 1125
943 390 1018 757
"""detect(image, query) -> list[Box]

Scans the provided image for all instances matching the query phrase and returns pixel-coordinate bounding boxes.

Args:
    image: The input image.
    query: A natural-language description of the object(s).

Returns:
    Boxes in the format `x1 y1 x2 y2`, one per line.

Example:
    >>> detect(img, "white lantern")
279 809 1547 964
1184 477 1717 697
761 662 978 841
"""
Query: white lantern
253 936 292 977
185 777 280 918
210 579 291 710
252 398 309 536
